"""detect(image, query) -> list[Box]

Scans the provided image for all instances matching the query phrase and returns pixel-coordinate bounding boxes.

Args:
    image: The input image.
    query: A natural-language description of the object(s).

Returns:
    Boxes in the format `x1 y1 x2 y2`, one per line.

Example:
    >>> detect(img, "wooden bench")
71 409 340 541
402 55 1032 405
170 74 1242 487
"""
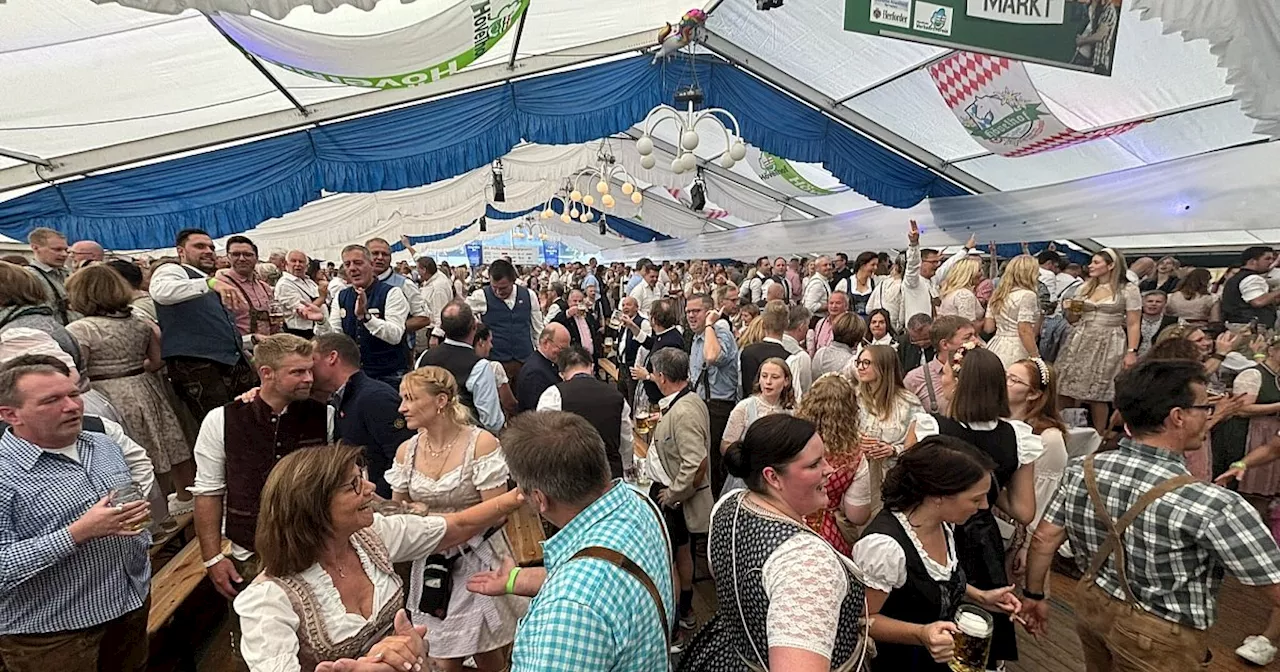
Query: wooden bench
148 538 226 636
598 358 619 381
148 512 193 562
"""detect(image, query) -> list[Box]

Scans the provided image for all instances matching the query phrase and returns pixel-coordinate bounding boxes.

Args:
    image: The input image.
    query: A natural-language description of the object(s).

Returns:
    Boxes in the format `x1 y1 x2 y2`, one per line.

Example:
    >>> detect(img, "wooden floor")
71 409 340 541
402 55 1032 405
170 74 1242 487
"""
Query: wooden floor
187 566 1275 672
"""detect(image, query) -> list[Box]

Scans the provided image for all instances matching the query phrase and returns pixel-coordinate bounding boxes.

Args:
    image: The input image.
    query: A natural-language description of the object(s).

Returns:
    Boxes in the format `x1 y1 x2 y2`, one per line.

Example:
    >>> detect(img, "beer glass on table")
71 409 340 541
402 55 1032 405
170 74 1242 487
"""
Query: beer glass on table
949 605 994 672
109 484 152 532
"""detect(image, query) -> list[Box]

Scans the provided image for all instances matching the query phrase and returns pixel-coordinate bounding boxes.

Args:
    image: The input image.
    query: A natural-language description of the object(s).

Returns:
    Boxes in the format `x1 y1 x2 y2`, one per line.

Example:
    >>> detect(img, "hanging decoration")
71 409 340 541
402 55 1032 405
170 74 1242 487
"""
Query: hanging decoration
928 51 1145 157
635 87 747 174
209 0 528 88
744 146 850 196
539 142 645 228
89 0 410 20
653 8 708 63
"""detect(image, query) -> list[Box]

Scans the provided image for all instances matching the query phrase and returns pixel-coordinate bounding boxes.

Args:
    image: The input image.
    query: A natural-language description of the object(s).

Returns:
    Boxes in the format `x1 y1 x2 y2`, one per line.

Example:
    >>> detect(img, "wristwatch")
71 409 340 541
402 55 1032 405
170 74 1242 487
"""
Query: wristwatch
1022 589 1046 601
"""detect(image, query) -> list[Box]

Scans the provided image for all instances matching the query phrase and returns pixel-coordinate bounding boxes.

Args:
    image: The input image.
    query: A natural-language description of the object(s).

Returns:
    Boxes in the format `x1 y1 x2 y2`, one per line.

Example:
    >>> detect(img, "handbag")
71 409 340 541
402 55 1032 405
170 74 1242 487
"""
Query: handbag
416 553 458 619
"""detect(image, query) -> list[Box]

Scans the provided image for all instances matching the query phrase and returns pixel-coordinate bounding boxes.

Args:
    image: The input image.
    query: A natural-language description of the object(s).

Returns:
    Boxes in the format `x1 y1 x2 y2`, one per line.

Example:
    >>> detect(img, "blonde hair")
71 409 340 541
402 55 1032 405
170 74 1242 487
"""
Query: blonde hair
1079 248 1129 300
400 366 473 426
66 264 133 317
753 357 796 410
252 333 313 371
988 255 1040 317
939 256 982 299
738 315 765 348
859 344 911 420
796 374 860 457
256 443 365 577
27 227 65 247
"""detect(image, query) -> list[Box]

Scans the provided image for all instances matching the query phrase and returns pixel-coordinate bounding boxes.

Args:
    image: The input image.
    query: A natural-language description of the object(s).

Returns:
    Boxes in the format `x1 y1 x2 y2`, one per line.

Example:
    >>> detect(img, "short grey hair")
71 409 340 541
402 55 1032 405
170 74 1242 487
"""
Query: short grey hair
787 305 811 331
650 347 689 383
503 411 610 506
906 312 934 332
1141 289 1167 300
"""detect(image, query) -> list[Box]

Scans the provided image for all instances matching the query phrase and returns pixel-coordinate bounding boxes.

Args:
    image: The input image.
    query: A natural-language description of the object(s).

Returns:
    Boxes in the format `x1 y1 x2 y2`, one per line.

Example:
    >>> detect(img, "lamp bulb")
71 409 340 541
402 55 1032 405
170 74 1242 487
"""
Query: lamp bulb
584 212 595 222
583 195 595 207
719 154 736 169
596 180 609 195
671 157 685 174
681 130 700 151
729 141 747 162
640 154 656 170
560 213 571 223
569 207 580 218
636 135 654 156
602 194 616 208
631 191 643 204
680 153 697 172
621 182 635 196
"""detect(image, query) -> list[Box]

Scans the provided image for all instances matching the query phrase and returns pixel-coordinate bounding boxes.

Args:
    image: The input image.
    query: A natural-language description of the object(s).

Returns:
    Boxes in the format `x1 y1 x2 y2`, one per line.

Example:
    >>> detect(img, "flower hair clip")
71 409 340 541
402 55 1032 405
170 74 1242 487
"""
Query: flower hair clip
951 340 979 375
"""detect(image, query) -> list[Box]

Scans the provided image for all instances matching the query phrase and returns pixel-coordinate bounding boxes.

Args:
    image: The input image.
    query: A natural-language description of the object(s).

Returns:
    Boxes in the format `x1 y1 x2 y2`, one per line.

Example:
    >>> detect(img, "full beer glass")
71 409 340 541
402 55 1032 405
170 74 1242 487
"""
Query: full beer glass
949 605 993 672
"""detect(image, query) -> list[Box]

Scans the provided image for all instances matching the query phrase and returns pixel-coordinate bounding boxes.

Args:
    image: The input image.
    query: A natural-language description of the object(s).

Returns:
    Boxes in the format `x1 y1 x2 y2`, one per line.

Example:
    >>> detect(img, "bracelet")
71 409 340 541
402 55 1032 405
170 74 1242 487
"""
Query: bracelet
1232 460 1249 474
1022 589 1046 601
505 567 521 595
206 277 218 290
1210 352 1227 361
202 553 226 569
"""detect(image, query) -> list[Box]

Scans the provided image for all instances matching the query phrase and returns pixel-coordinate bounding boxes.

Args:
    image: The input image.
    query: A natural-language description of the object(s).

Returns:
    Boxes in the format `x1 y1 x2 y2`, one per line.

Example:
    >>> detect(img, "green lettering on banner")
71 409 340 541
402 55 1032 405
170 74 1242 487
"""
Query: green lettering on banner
256 0 527 89
971 103 1043 140
763 152 836 196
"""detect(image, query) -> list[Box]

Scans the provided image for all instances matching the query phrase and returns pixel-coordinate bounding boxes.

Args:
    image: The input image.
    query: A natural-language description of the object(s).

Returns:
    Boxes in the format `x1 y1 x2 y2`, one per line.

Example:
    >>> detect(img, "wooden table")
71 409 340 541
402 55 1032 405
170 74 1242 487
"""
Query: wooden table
599 358 619 381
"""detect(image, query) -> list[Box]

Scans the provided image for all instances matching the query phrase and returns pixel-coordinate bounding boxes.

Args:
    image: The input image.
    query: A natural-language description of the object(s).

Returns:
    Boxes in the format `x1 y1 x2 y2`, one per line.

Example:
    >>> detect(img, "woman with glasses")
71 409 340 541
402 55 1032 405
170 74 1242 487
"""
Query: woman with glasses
385 366 527 672
721 357 796 493
903 345 1042 669
850 345 923 532
1002 358 1068 585
235 443 524 672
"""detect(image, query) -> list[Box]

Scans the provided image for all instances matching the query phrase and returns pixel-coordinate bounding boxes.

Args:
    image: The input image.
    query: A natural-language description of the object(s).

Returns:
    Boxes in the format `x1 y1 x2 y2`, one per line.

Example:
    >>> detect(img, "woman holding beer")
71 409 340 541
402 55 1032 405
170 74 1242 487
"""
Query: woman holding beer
850 344 923 524
720 358 795 493
852 436 1022 670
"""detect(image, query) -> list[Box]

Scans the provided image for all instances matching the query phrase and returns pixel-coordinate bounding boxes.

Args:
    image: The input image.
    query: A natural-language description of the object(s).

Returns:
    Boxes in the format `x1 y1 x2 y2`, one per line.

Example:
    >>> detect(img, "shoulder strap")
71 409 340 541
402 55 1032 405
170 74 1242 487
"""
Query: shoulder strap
1080 455 1197 605
570 546 670 644
920 359 939 413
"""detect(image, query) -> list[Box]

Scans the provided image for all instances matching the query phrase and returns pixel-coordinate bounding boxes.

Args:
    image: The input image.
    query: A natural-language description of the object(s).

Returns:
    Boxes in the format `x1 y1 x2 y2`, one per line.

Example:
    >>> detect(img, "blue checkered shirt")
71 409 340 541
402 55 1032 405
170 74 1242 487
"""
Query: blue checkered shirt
511 481 674 672
0 429 150 634
1043 438 1280 629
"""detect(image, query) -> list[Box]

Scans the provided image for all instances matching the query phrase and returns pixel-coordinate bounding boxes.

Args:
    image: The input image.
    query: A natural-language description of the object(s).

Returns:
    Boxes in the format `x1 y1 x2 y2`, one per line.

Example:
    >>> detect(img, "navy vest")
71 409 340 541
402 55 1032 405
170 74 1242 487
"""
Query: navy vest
483 285 534 362
1222 269 1277 326
418 342 481 420
155 265 244 366
339 282 409 381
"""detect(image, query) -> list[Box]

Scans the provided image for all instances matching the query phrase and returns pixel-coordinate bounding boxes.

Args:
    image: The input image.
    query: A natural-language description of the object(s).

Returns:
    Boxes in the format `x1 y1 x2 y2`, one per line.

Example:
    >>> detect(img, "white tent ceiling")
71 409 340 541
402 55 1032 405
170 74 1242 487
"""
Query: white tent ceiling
0 0 1276 256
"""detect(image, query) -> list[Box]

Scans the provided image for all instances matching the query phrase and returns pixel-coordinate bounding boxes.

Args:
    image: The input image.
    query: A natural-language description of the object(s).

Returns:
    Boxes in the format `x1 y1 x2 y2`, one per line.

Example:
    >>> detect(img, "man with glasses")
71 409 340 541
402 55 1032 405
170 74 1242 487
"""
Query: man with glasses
1024 359 1280 670
216 235 277 348
685 294 738 496
901 220 940 324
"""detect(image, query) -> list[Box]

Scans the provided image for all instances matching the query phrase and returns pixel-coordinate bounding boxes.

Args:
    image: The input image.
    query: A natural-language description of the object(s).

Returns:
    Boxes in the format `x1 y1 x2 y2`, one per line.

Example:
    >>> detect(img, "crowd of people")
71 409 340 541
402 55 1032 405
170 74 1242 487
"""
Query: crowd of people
5 220 1280 672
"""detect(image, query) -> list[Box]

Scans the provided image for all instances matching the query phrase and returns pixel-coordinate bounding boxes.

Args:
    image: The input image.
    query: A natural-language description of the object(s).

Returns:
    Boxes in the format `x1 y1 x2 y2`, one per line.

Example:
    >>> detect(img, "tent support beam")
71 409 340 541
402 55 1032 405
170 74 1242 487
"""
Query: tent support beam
700 31 995 195
506 9 529 69
0 148 51 168
832 50 954 104
204 16 307 116
632 182 737 234
0 30 657 194
620 130 829 218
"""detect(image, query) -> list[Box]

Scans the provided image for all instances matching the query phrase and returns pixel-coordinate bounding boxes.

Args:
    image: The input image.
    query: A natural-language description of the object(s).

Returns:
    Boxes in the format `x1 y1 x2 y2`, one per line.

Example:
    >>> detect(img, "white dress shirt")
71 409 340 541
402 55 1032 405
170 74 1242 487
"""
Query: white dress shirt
189 404 336 560
274 273 326 331
466 287 545 351
419 272 454 334
803 274 832 316
377 269 428 319
327 284 410 345
537 384 634 469
628 281 664 317
901 244 938 323
413 339 505 433
150 263 215 306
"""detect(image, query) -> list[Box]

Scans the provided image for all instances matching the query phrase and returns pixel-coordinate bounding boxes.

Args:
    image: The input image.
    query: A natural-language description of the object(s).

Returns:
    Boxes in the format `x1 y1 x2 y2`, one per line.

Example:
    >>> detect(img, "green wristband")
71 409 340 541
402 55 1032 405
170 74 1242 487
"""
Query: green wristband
206 277 217 290
505 566 521 595
1232 460 1248 473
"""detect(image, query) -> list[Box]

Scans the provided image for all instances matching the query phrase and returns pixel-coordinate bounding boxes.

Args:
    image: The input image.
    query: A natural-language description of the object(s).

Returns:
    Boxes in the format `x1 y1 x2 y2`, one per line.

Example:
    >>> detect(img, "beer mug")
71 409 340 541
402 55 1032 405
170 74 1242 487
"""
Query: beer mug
109 484 153 532
610 310 623 330
949 605 994 672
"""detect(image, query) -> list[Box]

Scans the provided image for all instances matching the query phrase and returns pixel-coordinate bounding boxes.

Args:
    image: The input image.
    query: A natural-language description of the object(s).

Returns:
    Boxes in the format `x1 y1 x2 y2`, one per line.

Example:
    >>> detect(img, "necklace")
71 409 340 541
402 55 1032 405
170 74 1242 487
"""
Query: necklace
423 425 462 458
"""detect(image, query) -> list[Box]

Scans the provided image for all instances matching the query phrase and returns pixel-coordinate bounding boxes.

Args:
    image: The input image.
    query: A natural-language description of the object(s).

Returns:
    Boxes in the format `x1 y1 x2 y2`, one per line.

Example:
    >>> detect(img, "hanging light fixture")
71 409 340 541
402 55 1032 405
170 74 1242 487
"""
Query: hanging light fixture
491 159 505 203
634 84 747 174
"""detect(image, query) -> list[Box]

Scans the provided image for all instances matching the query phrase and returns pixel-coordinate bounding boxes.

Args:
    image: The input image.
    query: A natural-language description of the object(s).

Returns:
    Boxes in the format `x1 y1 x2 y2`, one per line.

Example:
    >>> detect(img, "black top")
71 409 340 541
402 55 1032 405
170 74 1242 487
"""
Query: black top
640 327 687 404
333 371 414 499
1139 276 1179 294
1222 268 1277 326
738 340 791 400
557 373 625 479
619 315 647 366
515 351 560 412
417 341 481 418
863 509 965 672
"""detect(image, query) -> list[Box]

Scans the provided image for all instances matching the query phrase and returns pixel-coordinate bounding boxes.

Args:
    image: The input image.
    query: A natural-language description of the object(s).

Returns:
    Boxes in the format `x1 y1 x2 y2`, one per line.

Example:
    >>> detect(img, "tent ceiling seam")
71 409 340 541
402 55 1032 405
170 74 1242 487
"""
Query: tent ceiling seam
0 90 284 131
0 14 195 56
203 15 308 116
0 148 51 168
834 50 954 104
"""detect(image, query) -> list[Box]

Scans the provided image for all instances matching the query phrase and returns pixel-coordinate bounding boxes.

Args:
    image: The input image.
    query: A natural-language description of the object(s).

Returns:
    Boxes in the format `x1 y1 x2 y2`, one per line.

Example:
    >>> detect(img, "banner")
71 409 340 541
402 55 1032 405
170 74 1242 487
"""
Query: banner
465 241 484 267
90 0 407 20
484 245 540 265
928 51 1142 157
211 0 529 88
745 147 849 197
541 240 559 267
845 0 1123 74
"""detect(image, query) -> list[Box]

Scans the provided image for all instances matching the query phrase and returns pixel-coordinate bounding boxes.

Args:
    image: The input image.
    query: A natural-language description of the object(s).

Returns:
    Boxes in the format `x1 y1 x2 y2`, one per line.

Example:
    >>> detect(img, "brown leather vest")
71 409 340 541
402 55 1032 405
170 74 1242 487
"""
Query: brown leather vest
223 397 328 551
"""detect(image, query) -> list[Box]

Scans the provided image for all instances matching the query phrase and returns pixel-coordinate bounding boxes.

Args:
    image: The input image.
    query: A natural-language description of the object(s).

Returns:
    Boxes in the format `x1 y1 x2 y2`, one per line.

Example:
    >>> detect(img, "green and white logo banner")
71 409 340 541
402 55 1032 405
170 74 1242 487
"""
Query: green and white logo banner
210 0 528 88
745 146 849 197
91 0 403 21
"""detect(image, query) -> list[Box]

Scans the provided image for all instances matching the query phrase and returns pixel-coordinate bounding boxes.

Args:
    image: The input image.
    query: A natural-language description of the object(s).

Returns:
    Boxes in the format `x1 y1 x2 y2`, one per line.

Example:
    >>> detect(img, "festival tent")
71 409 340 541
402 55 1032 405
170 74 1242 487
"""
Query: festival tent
0 0 1276 259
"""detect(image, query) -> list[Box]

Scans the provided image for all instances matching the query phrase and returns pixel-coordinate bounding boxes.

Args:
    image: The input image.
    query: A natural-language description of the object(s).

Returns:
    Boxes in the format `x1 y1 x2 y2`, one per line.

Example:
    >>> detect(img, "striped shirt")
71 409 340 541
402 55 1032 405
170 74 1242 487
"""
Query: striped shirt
1043 438 1280 629
511 482 673 672
0 429 151 634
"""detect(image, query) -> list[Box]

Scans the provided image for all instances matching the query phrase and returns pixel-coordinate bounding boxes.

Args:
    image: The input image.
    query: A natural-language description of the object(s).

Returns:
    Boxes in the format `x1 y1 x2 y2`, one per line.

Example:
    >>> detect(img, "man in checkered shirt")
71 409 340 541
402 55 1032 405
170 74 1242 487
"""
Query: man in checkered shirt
1024 359 1280 670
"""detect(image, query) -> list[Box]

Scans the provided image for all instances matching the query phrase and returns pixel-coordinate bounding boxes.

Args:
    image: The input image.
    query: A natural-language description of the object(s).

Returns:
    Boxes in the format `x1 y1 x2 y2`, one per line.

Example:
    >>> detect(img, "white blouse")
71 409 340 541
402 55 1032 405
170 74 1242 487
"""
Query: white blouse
912 414 1045 466
852 511 958 592
234 514 448 672
1235 367 1264 396
710 491 855 662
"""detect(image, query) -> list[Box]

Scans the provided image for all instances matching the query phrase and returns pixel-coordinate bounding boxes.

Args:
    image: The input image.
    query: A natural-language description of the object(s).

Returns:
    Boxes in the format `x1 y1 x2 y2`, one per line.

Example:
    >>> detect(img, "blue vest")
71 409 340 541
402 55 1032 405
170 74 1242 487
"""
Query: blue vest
156 265 244 366
380 271 417 348
483 285 534 362
339 282 409 380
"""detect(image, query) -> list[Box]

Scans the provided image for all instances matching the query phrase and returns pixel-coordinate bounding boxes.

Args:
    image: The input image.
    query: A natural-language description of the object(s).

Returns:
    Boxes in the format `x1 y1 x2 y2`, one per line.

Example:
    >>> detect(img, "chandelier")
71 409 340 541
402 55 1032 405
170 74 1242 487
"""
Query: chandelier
511 214 550 241
634 85 747 174
539 144 644 225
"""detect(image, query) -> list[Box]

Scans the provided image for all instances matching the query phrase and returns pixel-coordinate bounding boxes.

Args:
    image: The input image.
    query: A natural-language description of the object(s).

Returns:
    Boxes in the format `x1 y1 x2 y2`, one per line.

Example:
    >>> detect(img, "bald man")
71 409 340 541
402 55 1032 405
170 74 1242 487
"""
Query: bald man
515 323 570 413
69 240 104 266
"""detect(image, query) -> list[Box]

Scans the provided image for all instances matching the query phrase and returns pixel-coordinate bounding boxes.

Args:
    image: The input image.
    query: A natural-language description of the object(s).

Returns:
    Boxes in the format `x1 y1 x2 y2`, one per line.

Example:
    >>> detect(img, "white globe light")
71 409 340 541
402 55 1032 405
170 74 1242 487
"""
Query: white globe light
636 135 654 156
583 195 595 207
671 157 685 174
596 180 609 195
541 209 553 219
640 154 656 170
681 130 700 151
680 153 697 172
621 182 635 196
584 211 595 222
729 141 747 162
560 213 571 223
602 194 616 208
719 154 736 169
570 189 582 202
631 191 643 204
569 207 580 218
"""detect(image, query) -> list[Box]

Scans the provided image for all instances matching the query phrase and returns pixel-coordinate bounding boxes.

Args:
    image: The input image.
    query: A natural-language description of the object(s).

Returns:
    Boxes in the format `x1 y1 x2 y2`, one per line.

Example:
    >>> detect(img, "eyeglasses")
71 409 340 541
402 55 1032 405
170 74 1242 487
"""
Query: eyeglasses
854 359 874 368
1006 374 1031 388
1186 404 1216 416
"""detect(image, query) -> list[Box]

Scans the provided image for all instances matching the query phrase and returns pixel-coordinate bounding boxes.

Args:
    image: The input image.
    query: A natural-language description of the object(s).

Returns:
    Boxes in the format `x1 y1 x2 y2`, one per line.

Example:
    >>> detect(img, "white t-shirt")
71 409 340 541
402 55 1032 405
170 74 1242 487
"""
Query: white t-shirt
1240 274 1270 303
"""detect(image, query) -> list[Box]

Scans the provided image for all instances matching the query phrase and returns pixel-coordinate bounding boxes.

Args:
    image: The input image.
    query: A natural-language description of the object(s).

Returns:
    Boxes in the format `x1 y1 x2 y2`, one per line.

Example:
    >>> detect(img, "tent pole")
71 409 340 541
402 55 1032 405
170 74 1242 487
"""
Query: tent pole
507 10 529 69
833 50 955 104
204 16 308 116
0 148 50 168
